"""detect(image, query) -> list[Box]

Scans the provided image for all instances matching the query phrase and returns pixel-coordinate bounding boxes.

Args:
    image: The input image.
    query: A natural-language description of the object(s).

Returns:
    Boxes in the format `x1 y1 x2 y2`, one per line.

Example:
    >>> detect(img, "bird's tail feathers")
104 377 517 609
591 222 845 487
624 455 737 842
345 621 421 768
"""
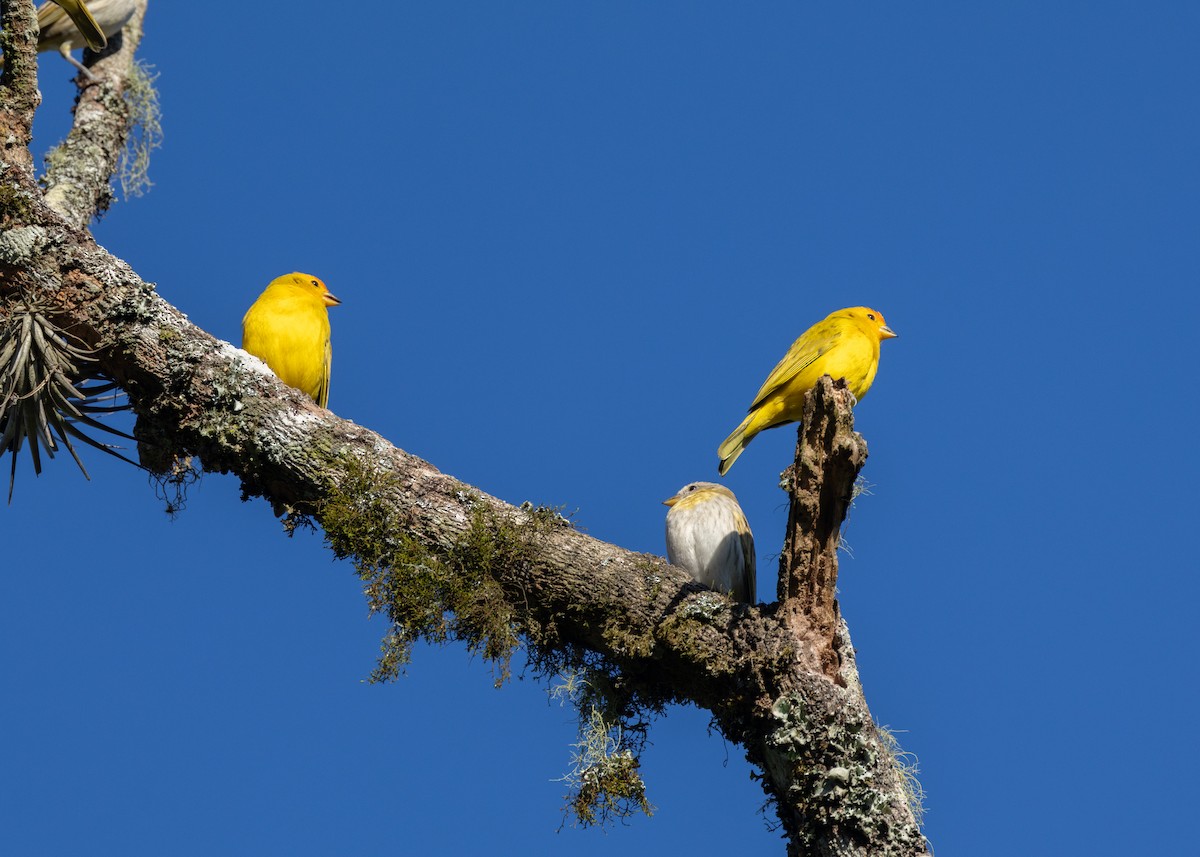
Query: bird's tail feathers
717 416 755 476
60 1 107 51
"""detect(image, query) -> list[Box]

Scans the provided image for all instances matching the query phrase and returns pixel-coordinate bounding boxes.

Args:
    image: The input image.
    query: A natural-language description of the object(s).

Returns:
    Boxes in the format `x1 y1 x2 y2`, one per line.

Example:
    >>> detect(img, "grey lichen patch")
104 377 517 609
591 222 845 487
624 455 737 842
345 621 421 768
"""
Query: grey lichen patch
185 347 280 446
193 408 247 449
676 591 732 622
109 283 167 325
770 692 807 729
0 224 48 264
187 361 254 451
132 336 256 483
765 692 927 853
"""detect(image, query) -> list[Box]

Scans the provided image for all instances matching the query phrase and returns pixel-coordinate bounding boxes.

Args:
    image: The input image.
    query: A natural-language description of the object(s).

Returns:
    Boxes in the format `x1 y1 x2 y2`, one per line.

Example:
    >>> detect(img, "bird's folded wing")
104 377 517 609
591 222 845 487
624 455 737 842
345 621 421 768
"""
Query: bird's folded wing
317 337 332 409
740 528 756 603
747 323 840 411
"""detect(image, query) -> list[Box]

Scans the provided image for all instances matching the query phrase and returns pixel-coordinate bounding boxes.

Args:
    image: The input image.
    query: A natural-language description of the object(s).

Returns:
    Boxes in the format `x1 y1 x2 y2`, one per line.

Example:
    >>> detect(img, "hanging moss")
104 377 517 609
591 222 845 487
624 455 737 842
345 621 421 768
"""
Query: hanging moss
320 459 571 686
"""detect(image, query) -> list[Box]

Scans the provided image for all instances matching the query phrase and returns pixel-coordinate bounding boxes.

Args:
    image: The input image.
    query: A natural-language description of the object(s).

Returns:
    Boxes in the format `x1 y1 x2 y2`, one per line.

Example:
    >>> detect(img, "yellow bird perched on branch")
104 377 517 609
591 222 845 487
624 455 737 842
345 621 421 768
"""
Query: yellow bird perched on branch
241 273 341 408
664 482 756 603
717 306 897 475
36 0 137 75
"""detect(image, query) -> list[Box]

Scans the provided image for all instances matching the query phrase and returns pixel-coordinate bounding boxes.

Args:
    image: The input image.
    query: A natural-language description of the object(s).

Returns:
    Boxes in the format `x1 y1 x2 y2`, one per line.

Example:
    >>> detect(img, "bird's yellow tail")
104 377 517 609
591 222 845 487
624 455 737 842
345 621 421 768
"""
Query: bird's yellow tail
46 0 108 52
717 415 756 476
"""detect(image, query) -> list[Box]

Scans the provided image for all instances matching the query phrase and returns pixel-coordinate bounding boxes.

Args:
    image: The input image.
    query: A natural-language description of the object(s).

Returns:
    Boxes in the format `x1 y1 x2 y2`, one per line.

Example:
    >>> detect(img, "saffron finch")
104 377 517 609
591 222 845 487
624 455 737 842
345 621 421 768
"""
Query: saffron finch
717 306 897 475
664 482 756 603
34 0 137 75
241 273 341 408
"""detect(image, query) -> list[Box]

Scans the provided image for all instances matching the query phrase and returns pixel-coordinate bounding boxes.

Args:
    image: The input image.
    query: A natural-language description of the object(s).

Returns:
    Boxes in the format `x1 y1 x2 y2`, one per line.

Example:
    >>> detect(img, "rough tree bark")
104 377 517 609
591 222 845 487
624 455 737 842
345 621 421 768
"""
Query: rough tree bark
0 3 928 853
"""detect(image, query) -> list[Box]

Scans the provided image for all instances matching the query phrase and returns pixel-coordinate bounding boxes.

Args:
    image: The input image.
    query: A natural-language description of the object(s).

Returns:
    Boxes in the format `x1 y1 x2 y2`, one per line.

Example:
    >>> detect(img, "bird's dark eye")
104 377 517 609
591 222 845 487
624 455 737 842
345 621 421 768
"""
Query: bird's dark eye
867 313 876 320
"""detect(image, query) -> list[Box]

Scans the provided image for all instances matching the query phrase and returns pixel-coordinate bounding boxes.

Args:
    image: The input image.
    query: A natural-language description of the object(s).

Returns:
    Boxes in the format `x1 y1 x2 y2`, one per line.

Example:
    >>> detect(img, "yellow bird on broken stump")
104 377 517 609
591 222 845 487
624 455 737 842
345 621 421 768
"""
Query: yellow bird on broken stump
717 306 897 475
242 273 341 408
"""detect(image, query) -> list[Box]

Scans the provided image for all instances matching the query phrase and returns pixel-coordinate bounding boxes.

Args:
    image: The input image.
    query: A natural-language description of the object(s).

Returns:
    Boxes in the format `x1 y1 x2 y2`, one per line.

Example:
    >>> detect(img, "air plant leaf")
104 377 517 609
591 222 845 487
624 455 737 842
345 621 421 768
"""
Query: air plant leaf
0 304 136 502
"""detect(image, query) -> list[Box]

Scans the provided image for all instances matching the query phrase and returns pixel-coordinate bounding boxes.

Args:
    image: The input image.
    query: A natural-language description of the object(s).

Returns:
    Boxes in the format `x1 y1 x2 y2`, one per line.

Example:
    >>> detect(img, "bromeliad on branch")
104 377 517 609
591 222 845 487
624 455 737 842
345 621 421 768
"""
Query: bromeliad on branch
0 302 134 500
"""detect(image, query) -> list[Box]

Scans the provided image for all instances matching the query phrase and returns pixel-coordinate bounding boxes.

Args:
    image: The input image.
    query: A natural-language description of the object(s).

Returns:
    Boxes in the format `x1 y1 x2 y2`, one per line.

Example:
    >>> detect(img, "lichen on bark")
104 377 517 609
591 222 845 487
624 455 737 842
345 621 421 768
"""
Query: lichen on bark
0 2 928 850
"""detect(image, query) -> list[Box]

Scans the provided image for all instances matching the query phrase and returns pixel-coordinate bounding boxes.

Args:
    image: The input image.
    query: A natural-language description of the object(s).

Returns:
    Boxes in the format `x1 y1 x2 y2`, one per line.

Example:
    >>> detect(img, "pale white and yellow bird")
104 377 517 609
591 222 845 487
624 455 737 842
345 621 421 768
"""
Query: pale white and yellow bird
664 482 756 603
36 0 138 76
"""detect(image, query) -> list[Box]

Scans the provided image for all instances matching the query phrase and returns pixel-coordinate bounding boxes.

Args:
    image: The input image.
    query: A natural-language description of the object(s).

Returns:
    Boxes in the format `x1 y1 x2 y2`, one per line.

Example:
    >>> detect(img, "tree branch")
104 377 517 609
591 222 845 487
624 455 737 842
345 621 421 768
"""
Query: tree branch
12 243 929 853
0 0 42 179
0 3 928 851
778 375 869 681
42 1 148 227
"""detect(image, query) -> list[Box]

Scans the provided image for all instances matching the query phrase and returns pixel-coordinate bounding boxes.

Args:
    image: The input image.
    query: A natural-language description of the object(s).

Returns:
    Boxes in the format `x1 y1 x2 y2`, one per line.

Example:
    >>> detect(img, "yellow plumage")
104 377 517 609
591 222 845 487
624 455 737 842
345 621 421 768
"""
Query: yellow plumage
241 273 341 408
717 306 897 475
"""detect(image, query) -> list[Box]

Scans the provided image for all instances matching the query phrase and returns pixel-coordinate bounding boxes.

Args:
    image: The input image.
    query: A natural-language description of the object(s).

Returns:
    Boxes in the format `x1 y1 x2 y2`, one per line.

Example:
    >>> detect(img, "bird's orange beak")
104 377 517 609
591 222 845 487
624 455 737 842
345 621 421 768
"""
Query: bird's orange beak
323 292 342 308
663 496 679 507
879 324 897 339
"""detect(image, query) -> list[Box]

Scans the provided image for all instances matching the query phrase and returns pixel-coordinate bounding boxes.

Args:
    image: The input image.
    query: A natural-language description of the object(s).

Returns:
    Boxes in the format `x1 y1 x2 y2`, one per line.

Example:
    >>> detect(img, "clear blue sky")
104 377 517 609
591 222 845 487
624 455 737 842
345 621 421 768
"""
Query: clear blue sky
5 2 1198 854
